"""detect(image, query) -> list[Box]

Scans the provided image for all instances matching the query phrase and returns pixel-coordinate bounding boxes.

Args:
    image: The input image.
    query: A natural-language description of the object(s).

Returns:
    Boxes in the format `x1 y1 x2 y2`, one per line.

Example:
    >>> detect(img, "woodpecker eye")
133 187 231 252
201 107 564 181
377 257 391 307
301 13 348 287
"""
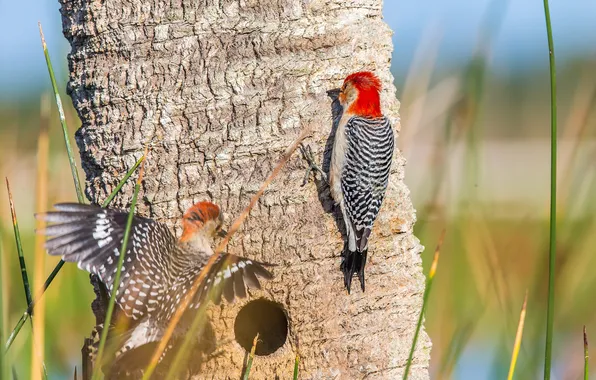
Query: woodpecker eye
188 211 203 222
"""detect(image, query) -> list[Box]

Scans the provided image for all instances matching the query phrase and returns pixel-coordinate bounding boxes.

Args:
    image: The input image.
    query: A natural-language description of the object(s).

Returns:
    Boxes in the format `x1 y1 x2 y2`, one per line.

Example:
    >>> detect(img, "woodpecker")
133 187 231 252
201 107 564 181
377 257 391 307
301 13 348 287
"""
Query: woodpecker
36 201 272 375
302 71 394 293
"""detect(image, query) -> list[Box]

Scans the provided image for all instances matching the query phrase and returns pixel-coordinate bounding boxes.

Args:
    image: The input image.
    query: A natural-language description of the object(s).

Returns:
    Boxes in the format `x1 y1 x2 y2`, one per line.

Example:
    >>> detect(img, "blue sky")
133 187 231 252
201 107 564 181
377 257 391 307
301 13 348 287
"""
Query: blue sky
385 0 596 74
0 0 595 99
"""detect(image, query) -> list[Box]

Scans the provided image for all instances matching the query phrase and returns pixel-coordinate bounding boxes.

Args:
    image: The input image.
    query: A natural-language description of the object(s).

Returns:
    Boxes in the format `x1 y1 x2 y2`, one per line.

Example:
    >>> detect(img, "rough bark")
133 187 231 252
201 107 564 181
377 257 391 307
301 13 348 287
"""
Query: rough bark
59 0 430 378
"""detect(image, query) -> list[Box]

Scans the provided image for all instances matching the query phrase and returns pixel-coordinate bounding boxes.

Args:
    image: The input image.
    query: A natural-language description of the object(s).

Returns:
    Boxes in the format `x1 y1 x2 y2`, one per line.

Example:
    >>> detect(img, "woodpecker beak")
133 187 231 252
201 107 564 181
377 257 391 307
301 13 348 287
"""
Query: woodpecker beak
217 229 228 238
327 88 341 101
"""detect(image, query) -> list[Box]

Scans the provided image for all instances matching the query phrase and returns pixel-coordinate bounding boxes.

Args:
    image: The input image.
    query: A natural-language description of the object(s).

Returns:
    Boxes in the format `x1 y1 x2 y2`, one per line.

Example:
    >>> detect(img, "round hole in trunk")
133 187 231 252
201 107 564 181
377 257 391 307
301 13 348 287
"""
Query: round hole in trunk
234 299 288 356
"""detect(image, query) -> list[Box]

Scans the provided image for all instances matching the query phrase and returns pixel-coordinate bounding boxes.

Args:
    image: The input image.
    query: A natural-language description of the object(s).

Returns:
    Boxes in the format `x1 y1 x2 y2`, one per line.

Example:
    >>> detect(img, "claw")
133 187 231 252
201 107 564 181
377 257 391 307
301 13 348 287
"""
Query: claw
301 166 312 187
299 143 328 185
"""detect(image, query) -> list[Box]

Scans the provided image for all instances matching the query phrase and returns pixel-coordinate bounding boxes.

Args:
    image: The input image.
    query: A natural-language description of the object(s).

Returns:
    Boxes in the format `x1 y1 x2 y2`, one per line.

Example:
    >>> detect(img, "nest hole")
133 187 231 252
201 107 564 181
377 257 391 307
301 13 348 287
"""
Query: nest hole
234 299 288 356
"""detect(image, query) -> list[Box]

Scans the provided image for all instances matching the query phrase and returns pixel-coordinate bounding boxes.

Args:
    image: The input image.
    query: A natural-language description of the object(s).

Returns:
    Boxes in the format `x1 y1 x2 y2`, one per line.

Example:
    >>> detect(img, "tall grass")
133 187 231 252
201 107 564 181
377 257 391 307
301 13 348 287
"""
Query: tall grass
5 180 48 379
507 291 528 380
6 180 33 309
3 24 83 356
92 150 147 380
584 326 589 380
241 333 259 380
8 25 87 355
4 58 147 356
542 0 558 378
0 23 89 355
403 229 445 380
293 354 300 380
38 23 84 202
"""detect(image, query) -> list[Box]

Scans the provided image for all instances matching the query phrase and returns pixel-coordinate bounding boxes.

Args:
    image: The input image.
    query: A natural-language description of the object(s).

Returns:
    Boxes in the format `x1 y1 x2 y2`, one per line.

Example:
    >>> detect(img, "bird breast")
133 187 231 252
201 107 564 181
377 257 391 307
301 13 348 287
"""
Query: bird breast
330 113 352 205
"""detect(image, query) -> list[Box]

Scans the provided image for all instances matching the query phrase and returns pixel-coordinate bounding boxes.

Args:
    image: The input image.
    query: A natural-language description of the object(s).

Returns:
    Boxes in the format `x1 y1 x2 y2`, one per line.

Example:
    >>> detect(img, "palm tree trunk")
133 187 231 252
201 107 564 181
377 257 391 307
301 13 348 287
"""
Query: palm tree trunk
60 0 430 378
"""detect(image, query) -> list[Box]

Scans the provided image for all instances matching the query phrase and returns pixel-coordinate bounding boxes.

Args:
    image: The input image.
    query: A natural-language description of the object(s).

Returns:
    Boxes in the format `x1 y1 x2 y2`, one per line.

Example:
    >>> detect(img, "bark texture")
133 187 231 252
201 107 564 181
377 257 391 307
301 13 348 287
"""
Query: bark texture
60 0 430 378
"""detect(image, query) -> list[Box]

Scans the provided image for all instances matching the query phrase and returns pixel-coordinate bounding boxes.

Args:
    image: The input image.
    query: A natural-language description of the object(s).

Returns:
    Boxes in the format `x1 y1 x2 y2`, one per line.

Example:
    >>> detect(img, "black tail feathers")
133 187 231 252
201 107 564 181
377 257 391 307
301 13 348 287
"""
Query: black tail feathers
340 245 368 294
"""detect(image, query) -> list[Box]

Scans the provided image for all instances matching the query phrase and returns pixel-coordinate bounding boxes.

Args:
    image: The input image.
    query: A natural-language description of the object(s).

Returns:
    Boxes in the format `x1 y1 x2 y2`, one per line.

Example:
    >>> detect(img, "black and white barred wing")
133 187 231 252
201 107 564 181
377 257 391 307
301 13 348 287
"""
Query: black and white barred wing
161 254 272 319
341 116 394 251
200 254 273 305
37 203 174 320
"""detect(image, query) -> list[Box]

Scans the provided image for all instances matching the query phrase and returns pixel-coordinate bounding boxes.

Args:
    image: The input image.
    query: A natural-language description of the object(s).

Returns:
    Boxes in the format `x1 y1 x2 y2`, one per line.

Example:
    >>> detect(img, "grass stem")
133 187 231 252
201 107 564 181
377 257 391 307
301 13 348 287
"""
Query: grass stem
542 0 558 378
507 291 528 380
6 179 34 308
242 333 259 380
584 326 589 380
293 354 299 380
91 150 148 380
38 23 84 203
5 180 48 379
4 314 27 352
102 156 145 207
403 229 445 380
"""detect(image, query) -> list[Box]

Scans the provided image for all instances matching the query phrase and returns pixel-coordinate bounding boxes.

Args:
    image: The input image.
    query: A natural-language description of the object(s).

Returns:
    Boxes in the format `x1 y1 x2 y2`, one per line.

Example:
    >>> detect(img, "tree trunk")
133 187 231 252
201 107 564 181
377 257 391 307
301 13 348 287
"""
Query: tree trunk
59 0 430 378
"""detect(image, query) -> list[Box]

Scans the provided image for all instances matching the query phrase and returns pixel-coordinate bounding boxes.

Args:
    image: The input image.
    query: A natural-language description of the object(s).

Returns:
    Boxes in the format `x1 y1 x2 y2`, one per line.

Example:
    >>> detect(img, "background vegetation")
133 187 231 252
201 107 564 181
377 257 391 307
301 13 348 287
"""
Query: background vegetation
1 0 595 378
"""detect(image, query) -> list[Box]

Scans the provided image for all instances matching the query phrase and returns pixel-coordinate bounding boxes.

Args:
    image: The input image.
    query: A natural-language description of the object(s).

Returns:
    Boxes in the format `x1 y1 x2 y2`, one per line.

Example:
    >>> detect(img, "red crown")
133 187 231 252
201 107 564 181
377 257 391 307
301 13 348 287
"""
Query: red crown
183 201 221 224
344 71 382 93
344 71 382 118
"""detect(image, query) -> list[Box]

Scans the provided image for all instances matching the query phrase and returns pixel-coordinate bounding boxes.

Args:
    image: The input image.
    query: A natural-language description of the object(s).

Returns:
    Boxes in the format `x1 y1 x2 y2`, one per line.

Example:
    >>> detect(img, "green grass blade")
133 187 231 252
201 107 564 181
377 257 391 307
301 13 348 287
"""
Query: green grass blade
293 354 299 380
403 229 445 380
242 333 259 380
34 260 65 312
4 154 144 352
5 180 49 379
38 23 84 204
4 313 27 352
542 0 557 378
102 156 145 207
584 326 589 380
6 179 34 307
92 155 147 380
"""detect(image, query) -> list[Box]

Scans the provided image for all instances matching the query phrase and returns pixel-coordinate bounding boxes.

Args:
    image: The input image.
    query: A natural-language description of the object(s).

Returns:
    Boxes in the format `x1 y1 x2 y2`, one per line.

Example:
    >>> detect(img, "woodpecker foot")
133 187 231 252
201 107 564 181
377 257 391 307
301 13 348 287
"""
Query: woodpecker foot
299 143 328 186
340 248 367 294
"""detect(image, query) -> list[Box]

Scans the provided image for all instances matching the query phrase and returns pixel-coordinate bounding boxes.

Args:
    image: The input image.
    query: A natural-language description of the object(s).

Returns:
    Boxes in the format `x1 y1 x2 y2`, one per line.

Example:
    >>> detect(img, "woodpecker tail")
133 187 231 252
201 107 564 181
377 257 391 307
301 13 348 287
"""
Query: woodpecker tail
340 245 368 294
82 325 101 380
85 322 165 380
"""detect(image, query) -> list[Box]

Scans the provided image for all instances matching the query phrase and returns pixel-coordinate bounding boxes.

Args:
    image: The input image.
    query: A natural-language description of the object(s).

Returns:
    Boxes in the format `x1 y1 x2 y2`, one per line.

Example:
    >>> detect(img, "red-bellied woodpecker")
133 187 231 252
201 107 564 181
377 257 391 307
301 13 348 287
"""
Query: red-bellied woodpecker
302 71 394 293
36 201 272 373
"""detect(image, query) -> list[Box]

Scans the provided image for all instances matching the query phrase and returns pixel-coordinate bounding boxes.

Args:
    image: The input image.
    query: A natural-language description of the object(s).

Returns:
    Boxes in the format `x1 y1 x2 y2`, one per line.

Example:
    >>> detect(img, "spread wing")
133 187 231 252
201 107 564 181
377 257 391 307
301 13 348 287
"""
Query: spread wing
196 253 273 305
341 116 394 252
157 253 273 321
37 203 174 320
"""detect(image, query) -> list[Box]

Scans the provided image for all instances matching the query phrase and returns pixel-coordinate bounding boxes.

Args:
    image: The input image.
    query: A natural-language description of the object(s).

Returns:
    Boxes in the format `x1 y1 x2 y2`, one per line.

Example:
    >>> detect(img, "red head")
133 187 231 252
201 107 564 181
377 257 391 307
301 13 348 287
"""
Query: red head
180 201 224 242
338 71 382 118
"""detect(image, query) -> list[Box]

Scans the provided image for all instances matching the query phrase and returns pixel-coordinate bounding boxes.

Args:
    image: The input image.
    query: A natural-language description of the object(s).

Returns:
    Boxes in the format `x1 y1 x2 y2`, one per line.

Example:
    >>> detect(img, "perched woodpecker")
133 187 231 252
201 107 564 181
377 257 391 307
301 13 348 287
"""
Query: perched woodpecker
302 71 394 293
36 201 272 374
